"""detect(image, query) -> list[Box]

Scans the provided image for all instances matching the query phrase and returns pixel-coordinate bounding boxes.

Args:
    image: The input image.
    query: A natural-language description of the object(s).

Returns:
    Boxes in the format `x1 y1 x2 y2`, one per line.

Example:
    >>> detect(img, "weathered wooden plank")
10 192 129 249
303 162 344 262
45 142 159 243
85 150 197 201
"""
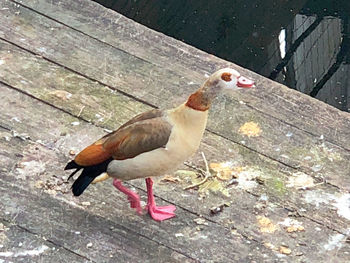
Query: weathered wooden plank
1 78 350 262
0 178 198 263
0 219 87 263
1 33 350 195
15 0 350 152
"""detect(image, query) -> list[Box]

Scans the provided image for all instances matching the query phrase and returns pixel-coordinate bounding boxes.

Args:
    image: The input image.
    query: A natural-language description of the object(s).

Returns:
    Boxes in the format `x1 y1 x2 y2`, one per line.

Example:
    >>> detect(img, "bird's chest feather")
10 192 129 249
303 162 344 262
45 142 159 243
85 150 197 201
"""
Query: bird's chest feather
107 105 208 181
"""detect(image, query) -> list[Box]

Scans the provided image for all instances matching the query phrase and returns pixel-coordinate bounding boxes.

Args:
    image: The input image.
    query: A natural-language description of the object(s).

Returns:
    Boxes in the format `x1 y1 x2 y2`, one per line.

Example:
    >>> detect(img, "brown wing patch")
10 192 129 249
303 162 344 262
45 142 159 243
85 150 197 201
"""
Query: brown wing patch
74 143 111 166
117 109 164 130
74 109 167 166
103 118 172 160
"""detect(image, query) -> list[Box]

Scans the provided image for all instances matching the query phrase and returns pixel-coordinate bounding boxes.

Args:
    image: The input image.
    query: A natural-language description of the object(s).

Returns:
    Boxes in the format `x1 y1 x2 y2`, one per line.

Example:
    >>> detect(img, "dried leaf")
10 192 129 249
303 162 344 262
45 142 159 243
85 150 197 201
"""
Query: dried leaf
279 246 291 255
286 225 305 233
209 162 234 181
257 216 278 233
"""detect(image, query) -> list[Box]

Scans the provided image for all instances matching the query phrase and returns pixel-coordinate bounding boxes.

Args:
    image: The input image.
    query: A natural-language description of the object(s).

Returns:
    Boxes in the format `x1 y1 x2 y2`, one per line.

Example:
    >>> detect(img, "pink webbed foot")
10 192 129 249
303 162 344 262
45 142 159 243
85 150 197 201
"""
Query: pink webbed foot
146 178 176 221
147 204 176 221
113 179 142 215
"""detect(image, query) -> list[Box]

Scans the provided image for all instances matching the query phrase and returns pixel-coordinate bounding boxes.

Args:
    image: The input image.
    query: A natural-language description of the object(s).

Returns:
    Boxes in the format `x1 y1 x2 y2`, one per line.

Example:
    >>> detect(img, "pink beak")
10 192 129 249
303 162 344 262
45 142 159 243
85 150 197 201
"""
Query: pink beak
237 76 255 88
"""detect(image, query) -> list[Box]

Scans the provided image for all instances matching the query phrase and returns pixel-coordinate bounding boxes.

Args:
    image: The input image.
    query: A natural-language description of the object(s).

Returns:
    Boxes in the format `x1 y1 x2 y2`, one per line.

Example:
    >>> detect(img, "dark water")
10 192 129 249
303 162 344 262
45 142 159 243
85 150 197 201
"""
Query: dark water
95 0 350 112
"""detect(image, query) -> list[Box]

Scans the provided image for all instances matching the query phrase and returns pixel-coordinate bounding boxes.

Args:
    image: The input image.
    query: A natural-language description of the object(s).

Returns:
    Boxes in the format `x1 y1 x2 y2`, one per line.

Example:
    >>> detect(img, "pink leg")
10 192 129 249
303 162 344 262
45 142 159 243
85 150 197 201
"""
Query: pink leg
113 179 142 215
146 178 176 221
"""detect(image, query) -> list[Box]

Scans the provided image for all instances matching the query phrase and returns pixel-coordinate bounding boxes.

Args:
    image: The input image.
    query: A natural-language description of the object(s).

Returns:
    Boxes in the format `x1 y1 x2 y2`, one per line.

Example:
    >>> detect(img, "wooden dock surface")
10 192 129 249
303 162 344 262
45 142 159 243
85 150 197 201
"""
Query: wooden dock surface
1 0 350 262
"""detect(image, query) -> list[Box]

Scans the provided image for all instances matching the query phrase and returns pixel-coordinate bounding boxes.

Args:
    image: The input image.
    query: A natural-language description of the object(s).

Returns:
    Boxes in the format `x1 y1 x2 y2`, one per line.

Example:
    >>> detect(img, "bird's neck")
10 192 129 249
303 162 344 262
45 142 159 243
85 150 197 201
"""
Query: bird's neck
185 80 221 111
185 88 211 111
168 103 208 134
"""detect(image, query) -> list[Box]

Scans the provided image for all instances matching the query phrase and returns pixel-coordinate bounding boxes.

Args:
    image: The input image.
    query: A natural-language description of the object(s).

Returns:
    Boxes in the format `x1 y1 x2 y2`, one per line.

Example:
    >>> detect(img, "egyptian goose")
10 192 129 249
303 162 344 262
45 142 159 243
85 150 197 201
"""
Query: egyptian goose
65 68 255 221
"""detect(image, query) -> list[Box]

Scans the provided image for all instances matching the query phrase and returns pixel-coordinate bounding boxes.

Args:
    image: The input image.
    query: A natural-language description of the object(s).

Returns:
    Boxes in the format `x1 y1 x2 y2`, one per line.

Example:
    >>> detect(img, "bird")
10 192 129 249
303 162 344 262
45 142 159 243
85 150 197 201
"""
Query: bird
65 68 255 221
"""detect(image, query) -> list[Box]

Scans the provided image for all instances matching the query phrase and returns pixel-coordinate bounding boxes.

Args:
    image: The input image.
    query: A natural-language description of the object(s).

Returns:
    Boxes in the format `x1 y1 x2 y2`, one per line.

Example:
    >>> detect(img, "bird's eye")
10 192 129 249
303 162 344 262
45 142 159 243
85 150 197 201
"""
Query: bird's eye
221 73 232 82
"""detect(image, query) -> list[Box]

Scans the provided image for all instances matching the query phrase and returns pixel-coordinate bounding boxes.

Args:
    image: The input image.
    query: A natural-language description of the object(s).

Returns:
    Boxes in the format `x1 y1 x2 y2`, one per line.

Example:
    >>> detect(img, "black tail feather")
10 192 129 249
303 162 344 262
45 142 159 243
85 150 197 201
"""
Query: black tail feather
71 170 96 196
69 158 113 196
65 160 81 170
65 160 82 181
67 167 82 181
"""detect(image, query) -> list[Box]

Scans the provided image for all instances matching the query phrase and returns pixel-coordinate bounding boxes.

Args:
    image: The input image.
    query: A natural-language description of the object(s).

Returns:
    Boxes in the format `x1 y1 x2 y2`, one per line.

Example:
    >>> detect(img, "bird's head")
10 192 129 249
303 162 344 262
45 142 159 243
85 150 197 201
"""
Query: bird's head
207 68 255 91
185 68 255 111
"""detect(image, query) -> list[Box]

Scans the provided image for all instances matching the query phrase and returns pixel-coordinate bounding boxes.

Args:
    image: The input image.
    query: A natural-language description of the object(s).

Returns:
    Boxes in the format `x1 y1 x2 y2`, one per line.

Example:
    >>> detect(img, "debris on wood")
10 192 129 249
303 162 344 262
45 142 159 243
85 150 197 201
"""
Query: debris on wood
264 242 276 250
0 131 12 142
10 116 21 123
49 90 72 101
333 193 350 221
182 156 261 195
69 149 76 155
286 225 305 233
324 233 347 251
287 172 315 189
15 160 46 179
86 242 93 248
210 203 230 215
279 218 305 233
77 105 85 117
34 180 44 189
160 174 181 183
256 216 278 233
71 121 80 126
238 121 262 137
304 191 350 221
209 162 236 181
183 152 211 190
12 130 30 141
264 242 292 256
193 217 208 225
279 246 292 255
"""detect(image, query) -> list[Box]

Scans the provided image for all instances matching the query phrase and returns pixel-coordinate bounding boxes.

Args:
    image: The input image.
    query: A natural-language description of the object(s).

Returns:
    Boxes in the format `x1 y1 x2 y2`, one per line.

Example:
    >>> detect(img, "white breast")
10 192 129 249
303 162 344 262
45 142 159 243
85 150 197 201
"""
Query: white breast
107 104 208 181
